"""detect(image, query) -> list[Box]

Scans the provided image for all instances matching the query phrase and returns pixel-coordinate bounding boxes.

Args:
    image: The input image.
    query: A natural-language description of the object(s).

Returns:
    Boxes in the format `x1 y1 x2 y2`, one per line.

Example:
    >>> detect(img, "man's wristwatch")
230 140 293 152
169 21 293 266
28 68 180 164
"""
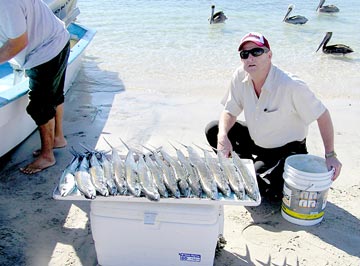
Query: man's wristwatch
325 151 337 158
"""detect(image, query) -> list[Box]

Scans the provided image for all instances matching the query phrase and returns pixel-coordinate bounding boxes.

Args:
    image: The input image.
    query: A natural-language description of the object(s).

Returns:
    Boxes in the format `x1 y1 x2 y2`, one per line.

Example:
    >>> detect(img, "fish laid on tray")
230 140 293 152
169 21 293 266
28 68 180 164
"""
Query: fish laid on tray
55 139 260 202
58 151 80 197
74 152 97 199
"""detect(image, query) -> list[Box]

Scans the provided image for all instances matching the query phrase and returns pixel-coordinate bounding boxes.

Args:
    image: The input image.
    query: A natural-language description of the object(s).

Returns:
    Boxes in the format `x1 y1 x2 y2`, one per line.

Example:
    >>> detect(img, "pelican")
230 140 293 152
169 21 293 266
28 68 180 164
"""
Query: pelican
209 5 227 24
316 0 339 13
283 4 308 25
316 32 353 55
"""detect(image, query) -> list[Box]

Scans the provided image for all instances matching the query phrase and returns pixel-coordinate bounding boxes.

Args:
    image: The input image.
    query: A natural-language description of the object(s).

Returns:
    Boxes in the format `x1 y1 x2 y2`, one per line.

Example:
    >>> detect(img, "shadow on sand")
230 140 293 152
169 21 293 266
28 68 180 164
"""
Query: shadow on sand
215 245 301 266
214 194 360 265
0 55 124 266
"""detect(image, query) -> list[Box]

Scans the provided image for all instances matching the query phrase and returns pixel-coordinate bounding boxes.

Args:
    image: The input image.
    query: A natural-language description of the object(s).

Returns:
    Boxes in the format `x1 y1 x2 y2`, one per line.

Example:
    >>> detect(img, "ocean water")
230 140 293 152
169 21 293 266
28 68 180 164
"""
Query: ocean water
75 0 360 99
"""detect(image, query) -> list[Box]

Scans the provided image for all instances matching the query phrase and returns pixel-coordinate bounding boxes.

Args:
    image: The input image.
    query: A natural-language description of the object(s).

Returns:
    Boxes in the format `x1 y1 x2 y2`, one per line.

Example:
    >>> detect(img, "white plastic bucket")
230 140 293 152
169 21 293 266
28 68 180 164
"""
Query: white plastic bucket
281 154 334 226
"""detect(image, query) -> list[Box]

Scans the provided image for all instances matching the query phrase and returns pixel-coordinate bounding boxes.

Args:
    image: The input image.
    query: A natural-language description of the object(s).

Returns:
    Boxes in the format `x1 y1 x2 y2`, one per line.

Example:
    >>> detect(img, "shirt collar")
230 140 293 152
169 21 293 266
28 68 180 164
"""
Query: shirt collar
241 68 250 83
241 64 275 92
262 64 275 92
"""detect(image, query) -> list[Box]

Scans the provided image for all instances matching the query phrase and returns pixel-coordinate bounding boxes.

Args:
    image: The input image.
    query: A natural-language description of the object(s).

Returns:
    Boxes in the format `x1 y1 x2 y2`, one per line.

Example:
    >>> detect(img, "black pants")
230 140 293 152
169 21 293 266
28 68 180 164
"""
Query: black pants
205 120 308 200
26 41 70 126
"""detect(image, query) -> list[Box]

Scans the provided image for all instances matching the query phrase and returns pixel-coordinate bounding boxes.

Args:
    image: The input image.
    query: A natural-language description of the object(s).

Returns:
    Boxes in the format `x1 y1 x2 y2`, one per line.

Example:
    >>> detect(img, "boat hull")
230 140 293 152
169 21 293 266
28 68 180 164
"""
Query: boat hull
0 22 96 157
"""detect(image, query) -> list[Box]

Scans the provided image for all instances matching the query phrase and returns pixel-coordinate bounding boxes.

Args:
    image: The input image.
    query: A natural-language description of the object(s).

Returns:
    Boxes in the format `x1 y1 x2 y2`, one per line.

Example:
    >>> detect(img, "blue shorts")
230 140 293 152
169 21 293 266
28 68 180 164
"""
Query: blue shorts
25 41 70 126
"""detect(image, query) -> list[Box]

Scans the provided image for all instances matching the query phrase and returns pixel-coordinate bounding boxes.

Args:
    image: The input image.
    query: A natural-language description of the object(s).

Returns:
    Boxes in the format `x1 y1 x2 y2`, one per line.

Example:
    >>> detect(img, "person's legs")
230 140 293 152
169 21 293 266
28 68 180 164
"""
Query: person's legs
54 103 67 148
20 118 56 174
205 120 219 152
205 120 255 159
255 140 308 201
23 42 70 169
52 44 69 149
32 103 67 157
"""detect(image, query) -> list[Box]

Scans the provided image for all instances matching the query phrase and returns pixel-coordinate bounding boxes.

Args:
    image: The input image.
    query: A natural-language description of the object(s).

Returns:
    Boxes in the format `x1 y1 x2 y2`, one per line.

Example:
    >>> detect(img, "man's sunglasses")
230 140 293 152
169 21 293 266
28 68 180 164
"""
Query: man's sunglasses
239 47 269 59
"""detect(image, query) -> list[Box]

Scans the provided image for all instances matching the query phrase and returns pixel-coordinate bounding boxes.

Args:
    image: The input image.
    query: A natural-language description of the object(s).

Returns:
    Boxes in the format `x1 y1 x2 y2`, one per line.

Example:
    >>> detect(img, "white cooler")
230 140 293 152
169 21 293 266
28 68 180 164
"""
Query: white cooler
90 201 222 266
53 158 261 266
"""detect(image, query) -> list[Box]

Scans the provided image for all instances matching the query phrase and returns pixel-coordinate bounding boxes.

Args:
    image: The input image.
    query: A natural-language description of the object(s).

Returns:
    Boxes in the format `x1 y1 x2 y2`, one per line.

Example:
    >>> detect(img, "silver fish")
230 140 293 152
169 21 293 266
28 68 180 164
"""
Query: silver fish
218 152 245 200
197 145 231 198
89 152 110 196
159 148 191 197
58 154 79 196
137 155 160 201
74 154 97 199
145 146 180 198
184 144 218 200
231 151 259 201
104 138 127 195
120 138 142 197
169 143 202 197
144 152 168 198
100 152 118 195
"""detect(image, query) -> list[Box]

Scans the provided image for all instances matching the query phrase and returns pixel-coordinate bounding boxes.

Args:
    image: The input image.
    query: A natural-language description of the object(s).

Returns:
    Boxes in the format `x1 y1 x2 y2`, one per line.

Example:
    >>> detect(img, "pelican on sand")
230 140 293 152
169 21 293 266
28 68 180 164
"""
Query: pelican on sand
316 32 353 55
316 0 339 13
283 4 308 25
209 5 227 24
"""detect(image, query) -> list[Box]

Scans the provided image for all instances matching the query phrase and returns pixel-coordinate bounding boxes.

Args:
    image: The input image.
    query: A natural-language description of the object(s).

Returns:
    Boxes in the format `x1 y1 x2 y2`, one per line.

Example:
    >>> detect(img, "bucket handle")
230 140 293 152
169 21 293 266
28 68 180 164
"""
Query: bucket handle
303 168 334 190
304 183 315 191
330 167 336 177
303 169 334 191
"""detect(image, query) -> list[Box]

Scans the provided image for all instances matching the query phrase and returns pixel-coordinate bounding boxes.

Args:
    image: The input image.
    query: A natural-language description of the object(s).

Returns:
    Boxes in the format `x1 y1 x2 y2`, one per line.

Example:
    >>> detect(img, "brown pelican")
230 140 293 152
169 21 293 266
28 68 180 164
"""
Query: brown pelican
316 0 340 13
283 4 308 25
209 5 227 24
316 32 353 55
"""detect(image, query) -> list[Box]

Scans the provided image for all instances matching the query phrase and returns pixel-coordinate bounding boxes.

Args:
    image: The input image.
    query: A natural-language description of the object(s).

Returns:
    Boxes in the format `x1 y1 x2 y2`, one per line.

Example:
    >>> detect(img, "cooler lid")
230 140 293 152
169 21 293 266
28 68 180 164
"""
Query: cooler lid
90 201 219 225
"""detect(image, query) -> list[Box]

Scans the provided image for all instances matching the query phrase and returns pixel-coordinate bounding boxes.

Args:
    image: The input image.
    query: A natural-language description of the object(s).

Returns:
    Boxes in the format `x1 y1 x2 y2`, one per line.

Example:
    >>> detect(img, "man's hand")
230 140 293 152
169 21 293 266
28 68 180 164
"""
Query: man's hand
217 134 232 158
0 32 28 64
326 156 342 181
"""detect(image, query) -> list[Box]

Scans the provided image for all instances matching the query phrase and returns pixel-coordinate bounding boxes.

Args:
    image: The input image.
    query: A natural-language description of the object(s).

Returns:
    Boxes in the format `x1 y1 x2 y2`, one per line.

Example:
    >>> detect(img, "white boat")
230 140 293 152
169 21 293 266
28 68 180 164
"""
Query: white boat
45 0 81 26
0 3 96 157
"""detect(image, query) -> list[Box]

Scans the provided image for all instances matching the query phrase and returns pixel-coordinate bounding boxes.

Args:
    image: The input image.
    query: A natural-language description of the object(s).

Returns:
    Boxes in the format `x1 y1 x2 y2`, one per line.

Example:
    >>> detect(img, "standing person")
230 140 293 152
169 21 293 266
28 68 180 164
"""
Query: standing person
205 32 342 201
0 0 70 174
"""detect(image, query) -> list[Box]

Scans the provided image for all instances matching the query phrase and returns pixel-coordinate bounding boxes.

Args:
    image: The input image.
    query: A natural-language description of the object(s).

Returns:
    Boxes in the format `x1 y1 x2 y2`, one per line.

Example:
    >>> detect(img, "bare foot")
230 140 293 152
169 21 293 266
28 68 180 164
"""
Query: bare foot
20 156 56 174
32 145 66 157
32 138 67 157
54 136 67 148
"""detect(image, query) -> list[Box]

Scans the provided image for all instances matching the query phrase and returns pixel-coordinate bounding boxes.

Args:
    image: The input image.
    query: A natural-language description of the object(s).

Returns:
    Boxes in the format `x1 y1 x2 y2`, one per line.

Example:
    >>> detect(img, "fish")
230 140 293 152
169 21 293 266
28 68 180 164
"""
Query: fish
144 146 180 198
74 154 97 199
120 138 142 197
196 145 231 198
58 152 79 196
159 147 191 197
169 142 202 197
184 144 218 200
137 155 160 201
79 143 109 196
88 152 110 196
218 152 245 200
100 152 118 195
143 152 168 198
231 151 259 201
103 138 128 195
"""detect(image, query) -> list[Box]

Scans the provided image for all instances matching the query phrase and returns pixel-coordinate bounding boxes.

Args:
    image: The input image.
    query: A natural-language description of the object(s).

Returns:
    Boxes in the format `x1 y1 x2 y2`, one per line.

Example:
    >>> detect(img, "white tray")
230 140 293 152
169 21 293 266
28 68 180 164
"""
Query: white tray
52 186 261 206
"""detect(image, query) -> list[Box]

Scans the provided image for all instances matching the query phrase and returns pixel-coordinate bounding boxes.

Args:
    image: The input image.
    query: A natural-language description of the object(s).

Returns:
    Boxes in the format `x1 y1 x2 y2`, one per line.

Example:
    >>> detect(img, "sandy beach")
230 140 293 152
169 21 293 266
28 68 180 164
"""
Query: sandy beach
0 67 359 266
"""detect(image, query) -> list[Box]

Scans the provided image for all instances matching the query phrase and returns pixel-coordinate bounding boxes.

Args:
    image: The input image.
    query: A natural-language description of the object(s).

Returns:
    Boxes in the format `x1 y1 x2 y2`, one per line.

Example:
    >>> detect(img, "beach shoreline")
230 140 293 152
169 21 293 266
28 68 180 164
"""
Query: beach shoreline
0 83 359 265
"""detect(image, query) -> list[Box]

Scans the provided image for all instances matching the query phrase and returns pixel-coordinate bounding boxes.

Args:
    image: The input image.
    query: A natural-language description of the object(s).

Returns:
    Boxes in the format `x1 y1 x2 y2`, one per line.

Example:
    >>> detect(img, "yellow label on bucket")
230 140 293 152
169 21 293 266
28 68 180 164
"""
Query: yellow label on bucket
281 205 324 220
